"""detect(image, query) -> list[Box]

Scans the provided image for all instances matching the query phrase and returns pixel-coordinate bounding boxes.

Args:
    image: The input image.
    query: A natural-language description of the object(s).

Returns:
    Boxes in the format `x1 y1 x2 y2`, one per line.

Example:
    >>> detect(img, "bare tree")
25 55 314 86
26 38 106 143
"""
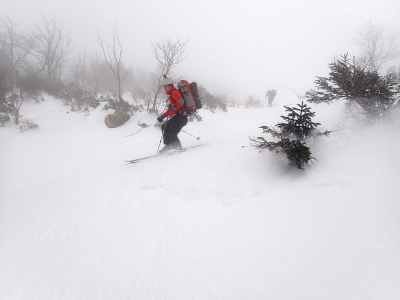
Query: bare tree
150 38 188 112
0 17 34 84
97 24 128 101
87 52 102 95
0 17 35 124
69 52 87 89
32 15 72 84
355 21 400 71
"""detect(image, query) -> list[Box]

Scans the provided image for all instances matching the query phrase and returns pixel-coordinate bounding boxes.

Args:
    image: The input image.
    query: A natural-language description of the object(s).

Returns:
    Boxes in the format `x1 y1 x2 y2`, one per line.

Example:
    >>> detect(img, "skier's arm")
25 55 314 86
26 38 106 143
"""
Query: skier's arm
162 91 184 117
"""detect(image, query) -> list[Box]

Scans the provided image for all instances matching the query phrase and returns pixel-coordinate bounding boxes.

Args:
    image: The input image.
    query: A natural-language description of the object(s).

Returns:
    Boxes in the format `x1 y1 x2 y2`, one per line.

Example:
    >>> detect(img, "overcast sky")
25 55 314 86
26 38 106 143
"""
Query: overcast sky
4 0 400 101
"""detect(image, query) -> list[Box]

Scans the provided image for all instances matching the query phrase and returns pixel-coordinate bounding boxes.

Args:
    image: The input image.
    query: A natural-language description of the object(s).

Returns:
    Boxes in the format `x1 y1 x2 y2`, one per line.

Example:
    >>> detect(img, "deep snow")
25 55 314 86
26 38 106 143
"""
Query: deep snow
1 94 400 300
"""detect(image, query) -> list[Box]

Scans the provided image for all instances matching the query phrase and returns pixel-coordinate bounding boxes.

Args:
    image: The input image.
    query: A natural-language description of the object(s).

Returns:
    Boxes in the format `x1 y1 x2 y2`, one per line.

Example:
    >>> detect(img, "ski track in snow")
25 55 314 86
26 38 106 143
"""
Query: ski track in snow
1 96 400 299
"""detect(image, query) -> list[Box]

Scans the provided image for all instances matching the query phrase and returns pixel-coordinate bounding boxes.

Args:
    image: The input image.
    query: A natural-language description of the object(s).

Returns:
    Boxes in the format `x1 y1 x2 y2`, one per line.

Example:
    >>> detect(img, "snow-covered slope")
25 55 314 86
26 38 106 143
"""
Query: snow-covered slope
1 95 400 299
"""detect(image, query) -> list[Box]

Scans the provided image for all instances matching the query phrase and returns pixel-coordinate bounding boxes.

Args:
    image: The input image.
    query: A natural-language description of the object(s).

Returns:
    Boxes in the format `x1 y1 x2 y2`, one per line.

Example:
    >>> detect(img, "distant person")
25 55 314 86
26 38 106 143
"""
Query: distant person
265 89 277 107
156 77 188 153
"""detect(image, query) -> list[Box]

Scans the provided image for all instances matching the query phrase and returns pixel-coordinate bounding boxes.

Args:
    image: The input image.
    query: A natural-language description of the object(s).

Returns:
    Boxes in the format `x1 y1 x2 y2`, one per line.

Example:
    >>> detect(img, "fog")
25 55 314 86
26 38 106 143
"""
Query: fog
4 0 400 101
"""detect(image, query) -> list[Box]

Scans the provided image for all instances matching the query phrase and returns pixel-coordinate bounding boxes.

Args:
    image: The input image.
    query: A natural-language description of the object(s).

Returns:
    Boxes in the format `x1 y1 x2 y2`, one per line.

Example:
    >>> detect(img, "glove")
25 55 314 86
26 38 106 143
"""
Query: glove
157 115 165 123
168 104 177 111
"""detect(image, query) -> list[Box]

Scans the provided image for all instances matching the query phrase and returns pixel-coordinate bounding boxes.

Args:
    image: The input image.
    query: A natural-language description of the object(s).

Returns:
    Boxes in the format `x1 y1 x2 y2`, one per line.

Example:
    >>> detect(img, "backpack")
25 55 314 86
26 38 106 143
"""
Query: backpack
177 80 202 114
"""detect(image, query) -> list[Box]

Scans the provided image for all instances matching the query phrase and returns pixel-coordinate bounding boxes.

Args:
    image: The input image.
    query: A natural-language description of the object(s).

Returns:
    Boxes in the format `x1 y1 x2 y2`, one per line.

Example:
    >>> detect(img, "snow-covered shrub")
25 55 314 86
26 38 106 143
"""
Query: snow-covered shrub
197 85 227 113
244 95 262 108
306 53 400 122
18 118 39 132
188 113 202 122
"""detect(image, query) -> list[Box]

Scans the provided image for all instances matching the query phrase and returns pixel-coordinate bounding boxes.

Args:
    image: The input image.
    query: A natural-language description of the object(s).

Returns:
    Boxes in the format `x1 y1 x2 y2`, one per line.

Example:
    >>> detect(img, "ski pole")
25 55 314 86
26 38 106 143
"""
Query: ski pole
156 122 165 154
156 115 171 154
181 130 200 140
156 131 163 155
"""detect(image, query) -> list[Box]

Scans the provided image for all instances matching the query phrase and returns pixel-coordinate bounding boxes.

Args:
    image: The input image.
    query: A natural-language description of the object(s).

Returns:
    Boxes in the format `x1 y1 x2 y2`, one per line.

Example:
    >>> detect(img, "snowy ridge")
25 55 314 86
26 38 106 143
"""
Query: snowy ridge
1 96 400 299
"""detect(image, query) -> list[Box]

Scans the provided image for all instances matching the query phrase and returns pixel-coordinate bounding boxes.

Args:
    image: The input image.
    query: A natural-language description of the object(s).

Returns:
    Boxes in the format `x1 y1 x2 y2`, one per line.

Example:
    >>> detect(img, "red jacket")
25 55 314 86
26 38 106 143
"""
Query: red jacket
162 87 185 117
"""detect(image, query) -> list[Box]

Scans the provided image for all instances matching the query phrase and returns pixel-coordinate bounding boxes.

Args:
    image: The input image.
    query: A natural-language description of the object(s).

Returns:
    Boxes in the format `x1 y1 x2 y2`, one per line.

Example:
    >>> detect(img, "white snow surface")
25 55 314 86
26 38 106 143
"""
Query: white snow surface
1 96 400 299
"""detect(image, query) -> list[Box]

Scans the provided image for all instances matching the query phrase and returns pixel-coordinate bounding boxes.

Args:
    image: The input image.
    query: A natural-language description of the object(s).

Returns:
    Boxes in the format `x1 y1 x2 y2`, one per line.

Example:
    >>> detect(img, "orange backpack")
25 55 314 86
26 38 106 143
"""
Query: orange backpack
177 80 202 114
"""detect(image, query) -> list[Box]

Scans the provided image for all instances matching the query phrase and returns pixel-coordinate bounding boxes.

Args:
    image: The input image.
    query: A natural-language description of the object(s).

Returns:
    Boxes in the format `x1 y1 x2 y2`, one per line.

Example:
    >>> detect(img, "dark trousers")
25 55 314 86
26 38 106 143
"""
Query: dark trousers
161 115 188 148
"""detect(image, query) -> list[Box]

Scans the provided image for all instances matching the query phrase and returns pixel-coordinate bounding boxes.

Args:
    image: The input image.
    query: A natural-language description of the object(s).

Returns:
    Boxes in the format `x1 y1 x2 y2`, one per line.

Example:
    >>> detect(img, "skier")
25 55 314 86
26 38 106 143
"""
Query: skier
157 77 188 153
265 89 277 107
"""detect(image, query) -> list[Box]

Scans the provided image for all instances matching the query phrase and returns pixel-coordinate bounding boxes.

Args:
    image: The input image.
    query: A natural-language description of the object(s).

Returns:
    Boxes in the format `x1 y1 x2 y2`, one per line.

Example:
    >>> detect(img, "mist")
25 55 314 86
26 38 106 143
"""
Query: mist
3 0 400 101
2 1 400 298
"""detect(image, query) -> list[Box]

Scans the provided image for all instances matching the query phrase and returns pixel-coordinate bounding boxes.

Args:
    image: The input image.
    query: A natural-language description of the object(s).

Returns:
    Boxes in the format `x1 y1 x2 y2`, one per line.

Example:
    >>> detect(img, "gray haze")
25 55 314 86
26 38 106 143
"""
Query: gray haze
4 0 400 101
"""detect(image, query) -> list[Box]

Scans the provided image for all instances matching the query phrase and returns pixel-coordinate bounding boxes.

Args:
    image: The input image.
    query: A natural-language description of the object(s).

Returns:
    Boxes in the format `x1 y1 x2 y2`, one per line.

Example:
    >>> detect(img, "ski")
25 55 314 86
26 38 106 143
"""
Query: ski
125 154 159 164
125 144 204 164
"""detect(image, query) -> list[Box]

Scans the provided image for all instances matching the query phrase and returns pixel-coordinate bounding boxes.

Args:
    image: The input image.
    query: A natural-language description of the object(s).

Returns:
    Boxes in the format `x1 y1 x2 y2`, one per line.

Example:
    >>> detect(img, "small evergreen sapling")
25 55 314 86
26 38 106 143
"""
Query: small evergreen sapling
276 102 327 139
251 101 330 169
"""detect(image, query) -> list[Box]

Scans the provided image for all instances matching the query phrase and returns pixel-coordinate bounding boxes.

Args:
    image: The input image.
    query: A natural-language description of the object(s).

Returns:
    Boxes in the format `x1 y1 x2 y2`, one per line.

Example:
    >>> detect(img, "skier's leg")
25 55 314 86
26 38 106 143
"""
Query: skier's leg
166 115 188 148
161 120 172 145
